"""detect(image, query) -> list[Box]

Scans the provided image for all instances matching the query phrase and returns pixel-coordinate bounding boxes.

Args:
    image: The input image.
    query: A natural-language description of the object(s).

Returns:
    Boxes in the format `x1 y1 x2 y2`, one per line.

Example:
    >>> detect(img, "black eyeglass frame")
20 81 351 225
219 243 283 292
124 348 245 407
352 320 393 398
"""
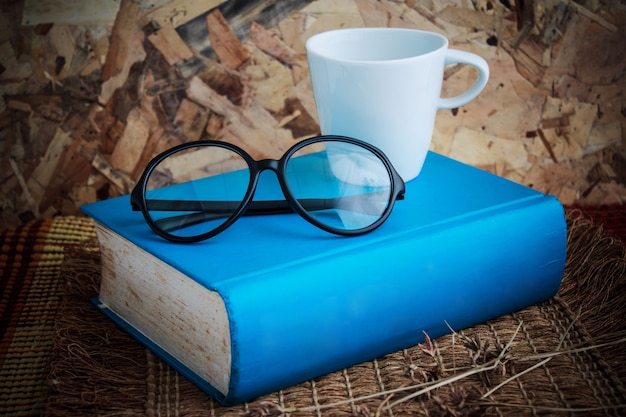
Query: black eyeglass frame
131 135 406 243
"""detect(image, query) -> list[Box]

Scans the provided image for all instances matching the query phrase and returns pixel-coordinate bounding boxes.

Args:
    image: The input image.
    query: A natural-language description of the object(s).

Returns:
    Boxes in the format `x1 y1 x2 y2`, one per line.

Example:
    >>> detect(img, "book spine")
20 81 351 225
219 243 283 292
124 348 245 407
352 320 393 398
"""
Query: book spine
220 196 566 404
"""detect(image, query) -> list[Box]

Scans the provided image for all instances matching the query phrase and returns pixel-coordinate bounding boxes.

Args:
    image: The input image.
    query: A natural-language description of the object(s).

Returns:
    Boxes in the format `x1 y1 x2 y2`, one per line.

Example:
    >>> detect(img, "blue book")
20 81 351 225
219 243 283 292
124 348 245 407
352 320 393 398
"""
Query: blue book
82 151 567 405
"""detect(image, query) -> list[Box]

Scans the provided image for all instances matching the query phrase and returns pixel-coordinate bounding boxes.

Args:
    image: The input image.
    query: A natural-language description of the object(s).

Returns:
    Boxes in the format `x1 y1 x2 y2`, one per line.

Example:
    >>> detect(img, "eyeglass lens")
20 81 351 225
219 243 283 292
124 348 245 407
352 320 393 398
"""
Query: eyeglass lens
286 141 391 231
143 140 393 238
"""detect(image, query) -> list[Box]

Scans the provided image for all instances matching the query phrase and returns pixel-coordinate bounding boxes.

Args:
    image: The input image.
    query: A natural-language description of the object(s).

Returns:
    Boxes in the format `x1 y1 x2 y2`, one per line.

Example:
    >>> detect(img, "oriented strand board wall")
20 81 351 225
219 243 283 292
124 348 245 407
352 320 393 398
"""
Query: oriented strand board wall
0 0 625 227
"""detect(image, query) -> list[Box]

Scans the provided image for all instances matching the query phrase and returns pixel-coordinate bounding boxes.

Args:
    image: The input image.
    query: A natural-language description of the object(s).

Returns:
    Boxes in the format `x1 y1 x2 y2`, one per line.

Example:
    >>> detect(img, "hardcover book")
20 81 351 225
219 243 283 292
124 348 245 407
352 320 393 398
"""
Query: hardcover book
82 151 567 405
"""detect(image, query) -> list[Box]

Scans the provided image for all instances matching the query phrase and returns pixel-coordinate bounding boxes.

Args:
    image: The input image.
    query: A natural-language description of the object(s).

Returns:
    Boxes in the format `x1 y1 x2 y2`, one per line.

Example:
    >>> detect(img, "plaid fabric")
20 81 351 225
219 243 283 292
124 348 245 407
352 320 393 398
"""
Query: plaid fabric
568 204 626 243
0 217 96 416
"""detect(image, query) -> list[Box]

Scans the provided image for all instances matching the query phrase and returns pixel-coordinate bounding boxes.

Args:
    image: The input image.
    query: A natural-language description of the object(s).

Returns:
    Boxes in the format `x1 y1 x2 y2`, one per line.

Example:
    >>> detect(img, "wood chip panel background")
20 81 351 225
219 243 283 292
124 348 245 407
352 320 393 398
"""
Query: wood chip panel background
1 0 625 228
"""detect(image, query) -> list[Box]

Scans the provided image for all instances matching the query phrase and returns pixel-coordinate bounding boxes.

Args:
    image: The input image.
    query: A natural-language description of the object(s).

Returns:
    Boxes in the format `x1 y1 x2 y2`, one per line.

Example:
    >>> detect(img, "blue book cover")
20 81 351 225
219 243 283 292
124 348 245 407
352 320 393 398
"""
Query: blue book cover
82 151 567 405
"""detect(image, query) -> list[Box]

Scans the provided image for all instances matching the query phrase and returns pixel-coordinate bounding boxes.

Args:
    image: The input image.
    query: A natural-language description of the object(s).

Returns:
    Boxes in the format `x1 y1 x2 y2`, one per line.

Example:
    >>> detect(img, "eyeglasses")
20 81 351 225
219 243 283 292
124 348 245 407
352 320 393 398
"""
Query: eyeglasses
131 135 405 243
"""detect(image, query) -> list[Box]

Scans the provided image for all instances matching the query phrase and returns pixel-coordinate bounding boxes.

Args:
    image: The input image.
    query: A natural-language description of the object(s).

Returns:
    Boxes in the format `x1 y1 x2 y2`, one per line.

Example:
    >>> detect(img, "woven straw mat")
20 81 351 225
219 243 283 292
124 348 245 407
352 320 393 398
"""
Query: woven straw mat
42 212 626 416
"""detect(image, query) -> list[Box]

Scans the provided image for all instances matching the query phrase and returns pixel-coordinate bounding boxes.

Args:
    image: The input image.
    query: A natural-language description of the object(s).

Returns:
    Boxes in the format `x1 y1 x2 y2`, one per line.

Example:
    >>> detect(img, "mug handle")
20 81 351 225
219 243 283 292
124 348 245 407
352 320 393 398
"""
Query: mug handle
438 49 490 110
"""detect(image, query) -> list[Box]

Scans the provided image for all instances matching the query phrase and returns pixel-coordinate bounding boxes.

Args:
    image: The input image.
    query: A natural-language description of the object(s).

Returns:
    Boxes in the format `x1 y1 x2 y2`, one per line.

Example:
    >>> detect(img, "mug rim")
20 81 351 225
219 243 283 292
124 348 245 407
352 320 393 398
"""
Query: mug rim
305 27 449 64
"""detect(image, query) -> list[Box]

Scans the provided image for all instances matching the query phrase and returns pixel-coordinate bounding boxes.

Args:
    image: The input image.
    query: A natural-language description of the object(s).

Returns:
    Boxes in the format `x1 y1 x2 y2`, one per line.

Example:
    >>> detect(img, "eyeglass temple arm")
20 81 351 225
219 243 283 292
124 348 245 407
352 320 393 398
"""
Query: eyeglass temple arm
136 190 404 215
134 197 358 216
142 200 296 233
134 198 338 234
133 192 404 233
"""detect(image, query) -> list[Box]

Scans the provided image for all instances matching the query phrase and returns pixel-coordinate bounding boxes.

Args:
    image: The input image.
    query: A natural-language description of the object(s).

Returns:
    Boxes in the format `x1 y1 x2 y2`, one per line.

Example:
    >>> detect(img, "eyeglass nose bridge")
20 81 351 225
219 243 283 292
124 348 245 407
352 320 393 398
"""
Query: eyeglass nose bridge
247 158 285 198
255 158 280 172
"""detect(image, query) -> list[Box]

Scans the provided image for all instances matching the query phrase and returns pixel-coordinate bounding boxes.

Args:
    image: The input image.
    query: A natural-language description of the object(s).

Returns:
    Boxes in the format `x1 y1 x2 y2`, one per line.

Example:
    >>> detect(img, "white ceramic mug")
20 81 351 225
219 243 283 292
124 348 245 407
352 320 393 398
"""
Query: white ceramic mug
306 28 489 181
